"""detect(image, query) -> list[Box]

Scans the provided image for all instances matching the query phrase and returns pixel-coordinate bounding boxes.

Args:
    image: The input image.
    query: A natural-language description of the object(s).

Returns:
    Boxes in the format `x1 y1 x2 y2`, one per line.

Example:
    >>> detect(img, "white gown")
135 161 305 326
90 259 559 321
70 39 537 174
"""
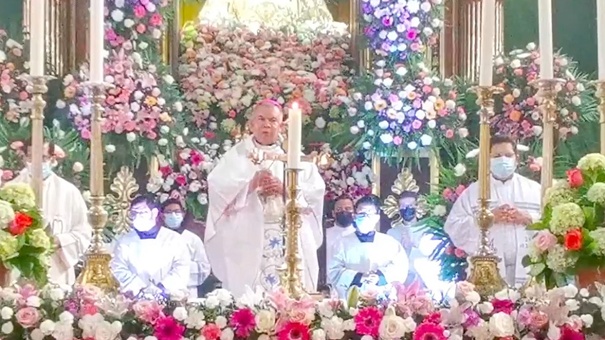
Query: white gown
325 225 355 266
10 170 92 286
110 227 191 295
205 136 325 297
443 173 542 287
328 232 409 298
180 229 211 298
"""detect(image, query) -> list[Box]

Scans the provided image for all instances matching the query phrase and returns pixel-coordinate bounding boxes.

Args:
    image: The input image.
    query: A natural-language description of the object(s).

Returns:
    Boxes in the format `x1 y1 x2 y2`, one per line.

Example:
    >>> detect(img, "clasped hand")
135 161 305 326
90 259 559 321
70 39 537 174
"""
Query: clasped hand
492 204 532 225
250 170 283 197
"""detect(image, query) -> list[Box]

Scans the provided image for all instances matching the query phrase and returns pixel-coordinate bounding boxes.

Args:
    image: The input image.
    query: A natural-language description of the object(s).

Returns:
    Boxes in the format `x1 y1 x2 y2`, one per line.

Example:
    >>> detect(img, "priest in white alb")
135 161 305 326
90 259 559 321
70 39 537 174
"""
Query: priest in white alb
443 135 542 287
11 140 91 286
205 99 325 297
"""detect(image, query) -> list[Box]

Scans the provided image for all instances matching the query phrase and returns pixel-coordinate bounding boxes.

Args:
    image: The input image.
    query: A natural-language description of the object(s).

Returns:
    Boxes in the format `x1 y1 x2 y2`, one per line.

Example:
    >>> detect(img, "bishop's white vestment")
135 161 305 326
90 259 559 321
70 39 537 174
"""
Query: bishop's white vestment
443 173 542 287
111 227 191 295
205 136 325 297
11 170 92 286
328 231 409 298
180 229 211 298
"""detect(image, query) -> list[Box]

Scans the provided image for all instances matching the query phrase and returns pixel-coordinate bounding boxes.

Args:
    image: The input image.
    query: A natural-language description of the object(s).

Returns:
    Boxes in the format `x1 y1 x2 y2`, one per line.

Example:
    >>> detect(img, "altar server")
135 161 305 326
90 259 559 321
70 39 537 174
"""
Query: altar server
111 195 190 296
443 135 541 287
205 100 325 296
328 195 409 298
161 199 211 298
11 140 91 286
325 195 356 263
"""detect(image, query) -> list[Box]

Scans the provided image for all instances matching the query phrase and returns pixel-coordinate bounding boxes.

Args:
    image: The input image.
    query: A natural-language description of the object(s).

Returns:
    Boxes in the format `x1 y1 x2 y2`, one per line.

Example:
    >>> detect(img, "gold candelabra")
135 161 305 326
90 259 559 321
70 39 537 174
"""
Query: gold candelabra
30 76 49 207
531 79 564 201
77 83 119 291
592 81 605 155
466 85 506 297
280 168 305 298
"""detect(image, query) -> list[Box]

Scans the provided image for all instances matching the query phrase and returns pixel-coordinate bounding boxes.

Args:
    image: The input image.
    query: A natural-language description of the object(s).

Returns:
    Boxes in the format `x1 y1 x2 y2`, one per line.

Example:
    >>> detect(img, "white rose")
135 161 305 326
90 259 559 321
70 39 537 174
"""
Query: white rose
312 329 326 340
95 321 118 340
220 327 234 340
30 328 44 340
58 311 74 323
53 321 74 340
158 138 168 146
39 320 55 335
205 295 220 309
255 310 276 333
315 117 326 129
581 314 594 327
173 307 188 321
477 302 494 314
453 163 466 177
105 145 116 153
379 314 409 339
488 312 514 337
465 291 481 305
1 322 13 334
126 132 136 142
72 162 84 173
185 310 206 329
432 205 447 217
1 307 13 320
215 315 228 329
48 287 65 301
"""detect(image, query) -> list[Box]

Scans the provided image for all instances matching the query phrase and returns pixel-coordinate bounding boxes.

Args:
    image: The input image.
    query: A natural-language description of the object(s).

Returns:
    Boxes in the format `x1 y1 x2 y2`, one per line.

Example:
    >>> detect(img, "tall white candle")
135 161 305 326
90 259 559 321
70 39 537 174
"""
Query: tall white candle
287 103 302 169
89 0 105 83
29 0 46 76
478 0 496 86
538 0 554 79
598 0 605 80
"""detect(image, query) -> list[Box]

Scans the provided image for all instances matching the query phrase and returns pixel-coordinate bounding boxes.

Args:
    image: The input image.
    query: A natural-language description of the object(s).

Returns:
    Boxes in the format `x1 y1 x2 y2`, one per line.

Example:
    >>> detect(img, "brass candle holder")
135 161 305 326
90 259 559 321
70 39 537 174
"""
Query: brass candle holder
466 85 506 297
279 168 305 299
29 75 49 207
77 83 119 291
531 79 564 201
591 81 605 155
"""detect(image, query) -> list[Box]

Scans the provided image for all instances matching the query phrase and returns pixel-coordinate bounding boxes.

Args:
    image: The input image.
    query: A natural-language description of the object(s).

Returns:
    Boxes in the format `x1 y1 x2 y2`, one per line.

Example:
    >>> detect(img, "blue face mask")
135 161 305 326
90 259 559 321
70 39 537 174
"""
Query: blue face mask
164 213 184 230
28 162 53 179
491 156 517 180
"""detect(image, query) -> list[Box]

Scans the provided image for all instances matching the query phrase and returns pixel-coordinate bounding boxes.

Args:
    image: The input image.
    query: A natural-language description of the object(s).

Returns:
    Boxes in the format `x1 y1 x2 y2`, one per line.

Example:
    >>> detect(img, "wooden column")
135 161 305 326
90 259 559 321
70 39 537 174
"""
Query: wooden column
441 0 504 79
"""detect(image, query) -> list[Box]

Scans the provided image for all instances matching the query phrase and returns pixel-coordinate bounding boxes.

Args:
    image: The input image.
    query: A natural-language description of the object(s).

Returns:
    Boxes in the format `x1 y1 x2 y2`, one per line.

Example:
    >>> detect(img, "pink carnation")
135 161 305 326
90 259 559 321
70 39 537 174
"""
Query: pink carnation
154 316 185 340
354 306 383 337
132 300 164 324
413 322 446 340
229 308 256 338
277 321 310 340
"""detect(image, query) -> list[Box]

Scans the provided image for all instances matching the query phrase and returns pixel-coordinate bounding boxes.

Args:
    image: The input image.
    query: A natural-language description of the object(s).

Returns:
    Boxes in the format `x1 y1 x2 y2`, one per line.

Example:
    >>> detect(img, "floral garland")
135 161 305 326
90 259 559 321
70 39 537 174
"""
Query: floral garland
490 43 597 144
4 281 605 339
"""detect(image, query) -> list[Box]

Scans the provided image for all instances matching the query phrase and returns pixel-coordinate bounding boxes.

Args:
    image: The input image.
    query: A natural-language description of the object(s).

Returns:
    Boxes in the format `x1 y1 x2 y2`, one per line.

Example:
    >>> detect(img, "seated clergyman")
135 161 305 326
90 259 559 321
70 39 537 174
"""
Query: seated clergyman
111 195 191 297
328 195 409 298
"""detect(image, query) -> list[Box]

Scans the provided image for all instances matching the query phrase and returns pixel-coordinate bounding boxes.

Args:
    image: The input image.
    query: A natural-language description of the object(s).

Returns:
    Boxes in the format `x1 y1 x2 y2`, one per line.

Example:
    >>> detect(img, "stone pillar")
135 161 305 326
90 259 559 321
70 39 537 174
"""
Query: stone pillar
441 0 504 79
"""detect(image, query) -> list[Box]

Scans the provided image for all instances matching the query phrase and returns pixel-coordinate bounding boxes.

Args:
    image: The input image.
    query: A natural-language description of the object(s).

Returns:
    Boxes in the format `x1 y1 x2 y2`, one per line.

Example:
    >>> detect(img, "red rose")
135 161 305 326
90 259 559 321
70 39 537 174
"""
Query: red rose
566 168 584 188
564 229 583 251
8 212 33 236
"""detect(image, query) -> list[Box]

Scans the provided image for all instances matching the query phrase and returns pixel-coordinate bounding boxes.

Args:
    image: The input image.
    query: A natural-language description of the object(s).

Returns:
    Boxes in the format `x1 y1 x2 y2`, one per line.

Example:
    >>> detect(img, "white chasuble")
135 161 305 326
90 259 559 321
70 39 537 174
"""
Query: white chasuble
181 229 211 298
205 136 325 297
111 227 191 295
328 232 409 298
10 170 92 286
443 173 542 287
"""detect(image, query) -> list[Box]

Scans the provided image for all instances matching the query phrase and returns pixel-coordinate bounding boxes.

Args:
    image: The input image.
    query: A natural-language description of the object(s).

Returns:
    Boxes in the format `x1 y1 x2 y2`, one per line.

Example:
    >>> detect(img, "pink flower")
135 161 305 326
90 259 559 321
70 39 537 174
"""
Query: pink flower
413 322 446 340
132 300 164 324
277 321 310 340
201 324 221 340
15 307 41 328
354 306 383 337
154 316 185 340
77 284 103 303
455 281 475 296
534 230 557 252
133 5 147 18
559 324 584 340
491 299 515 315
230 308 256 338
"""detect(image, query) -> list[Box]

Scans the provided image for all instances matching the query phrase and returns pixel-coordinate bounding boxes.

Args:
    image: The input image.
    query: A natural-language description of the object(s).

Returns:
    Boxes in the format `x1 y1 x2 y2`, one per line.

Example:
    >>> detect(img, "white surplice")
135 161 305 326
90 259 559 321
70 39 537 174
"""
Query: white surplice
325 225 355 266
328 232 409 298
180 229 211 298
205 136 325 297
111 227 191 295
443 173 542 287
10 170 92 286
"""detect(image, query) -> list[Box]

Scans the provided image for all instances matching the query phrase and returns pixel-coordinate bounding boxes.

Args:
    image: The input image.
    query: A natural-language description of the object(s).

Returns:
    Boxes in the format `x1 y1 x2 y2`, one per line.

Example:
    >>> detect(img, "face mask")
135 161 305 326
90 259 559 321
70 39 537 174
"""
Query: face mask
335 212 354 227
400 207 416 222
27 162 53 179
132 216 156 232
490 156 517 180
354 214 380 234
164 213 184 230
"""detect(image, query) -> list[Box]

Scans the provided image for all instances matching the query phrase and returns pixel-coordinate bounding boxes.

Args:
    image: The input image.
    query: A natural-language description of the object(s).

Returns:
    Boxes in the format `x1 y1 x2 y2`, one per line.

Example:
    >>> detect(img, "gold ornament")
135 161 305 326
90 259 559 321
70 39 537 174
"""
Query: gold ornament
381 168 426 226
105 166 139 235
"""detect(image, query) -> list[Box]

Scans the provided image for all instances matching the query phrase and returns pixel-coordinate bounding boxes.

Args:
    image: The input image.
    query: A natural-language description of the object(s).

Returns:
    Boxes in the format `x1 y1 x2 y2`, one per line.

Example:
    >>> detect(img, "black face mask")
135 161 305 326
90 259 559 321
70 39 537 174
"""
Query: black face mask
335 212 354 227
400 207 416 222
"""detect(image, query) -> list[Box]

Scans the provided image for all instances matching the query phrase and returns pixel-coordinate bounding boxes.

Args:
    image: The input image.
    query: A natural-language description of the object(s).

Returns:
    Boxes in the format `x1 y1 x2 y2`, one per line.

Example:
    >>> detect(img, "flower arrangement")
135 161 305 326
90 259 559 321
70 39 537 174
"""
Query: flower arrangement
5 280 605 339
178 20 353 150
490 43 597 144
319 146 374 202
523 153 605 288
0 183 50 285
0 30 31 128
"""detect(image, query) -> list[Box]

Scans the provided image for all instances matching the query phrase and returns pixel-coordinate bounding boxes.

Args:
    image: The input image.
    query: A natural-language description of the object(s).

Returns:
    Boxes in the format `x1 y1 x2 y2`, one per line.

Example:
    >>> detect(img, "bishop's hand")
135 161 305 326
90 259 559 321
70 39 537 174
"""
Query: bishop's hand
508 207 533 226
259 176 283 197
492 204 512 224
249 170 272 193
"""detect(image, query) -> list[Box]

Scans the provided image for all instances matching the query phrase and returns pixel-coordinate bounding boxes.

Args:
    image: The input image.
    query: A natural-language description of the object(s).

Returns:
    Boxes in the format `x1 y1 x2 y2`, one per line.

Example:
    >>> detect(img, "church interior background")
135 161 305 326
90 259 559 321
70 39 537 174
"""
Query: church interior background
1 0 605 337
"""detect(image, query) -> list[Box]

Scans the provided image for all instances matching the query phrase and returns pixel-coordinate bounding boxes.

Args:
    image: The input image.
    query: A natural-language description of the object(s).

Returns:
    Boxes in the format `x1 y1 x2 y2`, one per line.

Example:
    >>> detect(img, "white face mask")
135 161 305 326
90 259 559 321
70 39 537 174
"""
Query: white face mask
27 161 53 179
354 214 380 234
490 156 517 180
132 216 156 232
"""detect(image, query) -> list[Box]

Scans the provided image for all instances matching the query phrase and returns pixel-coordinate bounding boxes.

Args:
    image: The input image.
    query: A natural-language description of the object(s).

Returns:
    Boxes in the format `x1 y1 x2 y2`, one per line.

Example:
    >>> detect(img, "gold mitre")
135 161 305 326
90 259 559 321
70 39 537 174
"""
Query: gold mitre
381 168 427 225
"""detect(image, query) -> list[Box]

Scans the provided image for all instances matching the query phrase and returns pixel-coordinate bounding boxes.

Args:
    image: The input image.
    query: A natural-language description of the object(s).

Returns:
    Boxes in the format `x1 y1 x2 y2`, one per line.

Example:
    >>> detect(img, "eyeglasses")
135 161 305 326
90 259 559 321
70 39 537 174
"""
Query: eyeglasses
355 212 378 218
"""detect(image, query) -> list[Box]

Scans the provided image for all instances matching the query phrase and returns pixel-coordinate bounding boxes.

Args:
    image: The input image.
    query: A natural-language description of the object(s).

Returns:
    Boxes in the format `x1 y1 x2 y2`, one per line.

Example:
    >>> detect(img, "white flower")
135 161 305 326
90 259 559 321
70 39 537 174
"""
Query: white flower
320 316 345 339
379 311 411 339
453 163 466 177
58 311 74 323
173 307 188 321
1 322 13 334
494 288 521 302
488 312 514 337
39 320 55 335
144 337 158 340
563 284 578 298
158 138 168 146
1 307 13 320
185 310 206 329
126 132 136 142
312 328 326 340
48 287 66 301
215 315 228 329
477 302 494 314
315 117 326 129
465 291 481 305
95 321 120 340
432 205 447 217
255 310 276 333
220 327 234 340
30 328 44 340
105 145 116 153
205 295 220 309
111 9 124 22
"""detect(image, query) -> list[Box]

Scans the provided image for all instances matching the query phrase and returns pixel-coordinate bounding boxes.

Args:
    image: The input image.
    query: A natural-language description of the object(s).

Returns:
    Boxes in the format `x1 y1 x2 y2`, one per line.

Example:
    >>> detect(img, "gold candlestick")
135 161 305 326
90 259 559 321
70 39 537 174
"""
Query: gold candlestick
30 76 48 207
466 85 506 297
531 79 564 202
591 81 605 155
77 83 118 291
280 168 304 299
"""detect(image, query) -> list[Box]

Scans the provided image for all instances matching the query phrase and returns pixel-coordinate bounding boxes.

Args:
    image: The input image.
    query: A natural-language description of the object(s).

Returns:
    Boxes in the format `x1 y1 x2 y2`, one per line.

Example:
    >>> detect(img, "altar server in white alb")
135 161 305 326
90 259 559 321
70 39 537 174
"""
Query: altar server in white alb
11 140 91 286
325 195 356 263
444 135 542 287
328 195 409 298
205 99 325 296
161 199 211 298
111 195 190 296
